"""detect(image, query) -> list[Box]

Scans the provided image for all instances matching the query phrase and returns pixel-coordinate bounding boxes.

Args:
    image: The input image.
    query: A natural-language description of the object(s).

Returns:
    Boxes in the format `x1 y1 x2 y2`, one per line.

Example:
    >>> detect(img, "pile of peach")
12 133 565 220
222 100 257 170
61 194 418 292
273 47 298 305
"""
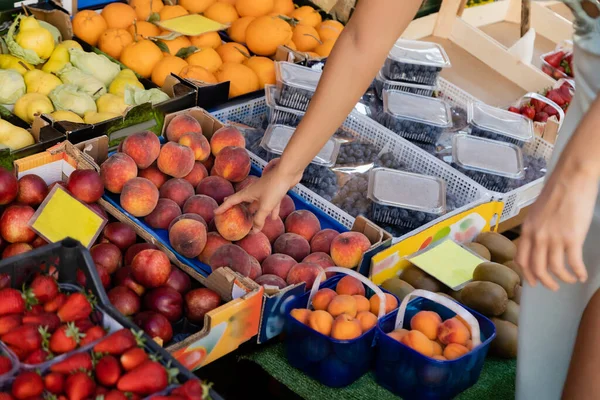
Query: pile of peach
388 311 474 361
290 276 398 341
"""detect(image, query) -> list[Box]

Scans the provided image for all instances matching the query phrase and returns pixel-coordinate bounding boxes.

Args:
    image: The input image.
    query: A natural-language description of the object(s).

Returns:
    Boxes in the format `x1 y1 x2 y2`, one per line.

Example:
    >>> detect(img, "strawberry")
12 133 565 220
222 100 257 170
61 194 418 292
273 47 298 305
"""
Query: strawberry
12 372 43 400
24 348 50 365
44 372 65 394
544 51 564 68
0 315 22 335
49 322 84 354
120 347 148 371
0 289 25 316
519 105 535 120
44 293 67 313
65 371 96 400
96 355 122 387
104 390 128 400
95 386 109 397
0 273 10 290
152 396 187 400
171 380 212 400
7 346 29 361
553 66 566 79
546 90 566 106
80 325 106 347
117 361 171 395
0 393 14 400
23 312 61 333
530 98 546 113
25 305 44 316
1 324 42 352
543 105 559 118
57 293 92 322
28 275 59 305
49 352 92 374
534 112 549 123
73 318 95 332
94 329 144 356
507 106 519 114
0 356 12 374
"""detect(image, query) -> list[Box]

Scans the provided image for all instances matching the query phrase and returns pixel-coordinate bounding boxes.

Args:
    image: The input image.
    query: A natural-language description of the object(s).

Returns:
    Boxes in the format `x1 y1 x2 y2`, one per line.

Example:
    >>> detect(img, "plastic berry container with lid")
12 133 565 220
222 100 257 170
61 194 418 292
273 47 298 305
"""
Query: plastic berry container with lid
381 89 453 144
450 134 525 193
382 39 451 85
264 84 305 127
274 61 321 111
374 70 437 99
468 101 534 147
367 168 446 230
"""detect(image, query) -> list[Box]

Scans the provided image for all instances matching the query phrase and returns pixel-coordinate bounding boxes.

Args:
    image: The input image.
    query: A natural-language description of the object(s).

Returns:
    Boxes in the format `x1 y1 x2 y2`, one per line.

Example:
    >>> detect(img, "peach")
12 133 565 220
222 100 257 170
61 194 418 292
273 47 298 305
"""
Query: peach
248 256 262 280
144 198 182 230
166 114 202 142
255 274 287 289
2 243 32 258
196 176 234 204
261 216 285 244
369 293 398 316
91 243 123 274
198 232 230 264
159 178 195 208
213 146 251 183
286 262 324 290
31 236 48 248
335 276 366 296
16 174 48 206
214 203 252 241
308 309 333 336
327 294 357 318
387 328 409 342
102 222 136 250
353 295 370 313
443 343 469 360
437 317 470 346
124 243 158 265
261 253 297 280
169 213 207 230
285 210 321 241
210 126 245 156
273 233 310 262
202 154 215 171
120 177 159 217
356 310 377 332
432 340 443 356
331 314 362 340
401 330 434 357
138 164 168 189
279 195 295 220
131 249 171 288
67 169 104 203
209 244 252 277
183 195 218 224
0 205 36 243
157 142 195 178
183 162 209 188
169 218 207 258
122 131 161 169
312 288 336 311
411 311 442 340
236 231 271 263
101 153 138 194
290 308 312 325
330 232 371 269
310 229 340 254
179 133 211 161
302 252 335 270
235 175 259 192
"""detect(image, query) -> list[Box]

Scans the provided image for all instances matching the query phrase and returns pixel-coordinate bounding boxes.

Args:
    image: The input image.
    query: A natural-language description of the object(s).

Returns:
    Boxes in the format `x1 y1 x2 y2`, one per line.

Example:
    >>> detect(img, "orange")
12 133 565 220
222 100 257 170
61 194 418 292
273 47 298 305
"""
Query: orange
159 5 189 21
72 10 108 46
219 0 238 4
292 25 320 52
245 15 292 56
98 28 134 60
285 40 296 51
101 3 137 30
291 6 322 28
130 0 164 21
179 0 216 13
227 16 255 44
243 56 275 88
204 2 239 24
128 20 160 40
235 0 273 17
315 38 336 57
151 55 188 87
189 32 222 49
317 20 344 42
179 65 218 83
120 39 164 78
272 0 294 16
216 62 259 98
186 48 222 73
158 33 192 57
216 42 249 63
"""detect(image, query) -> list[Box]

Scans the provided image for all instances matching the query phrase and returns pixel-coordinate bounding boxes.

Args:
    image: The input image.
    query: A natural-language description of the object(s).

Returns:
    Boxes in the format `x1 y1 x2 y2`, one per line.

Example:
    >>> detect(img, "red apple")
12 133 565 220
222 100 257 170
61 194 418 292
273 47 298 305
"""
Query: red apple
143 287 183 322
184 288 222 325
0 168 17 205
164 268 191 294
133 311 173 343
66 170 104 203
16 174 48 206
108 286 140 316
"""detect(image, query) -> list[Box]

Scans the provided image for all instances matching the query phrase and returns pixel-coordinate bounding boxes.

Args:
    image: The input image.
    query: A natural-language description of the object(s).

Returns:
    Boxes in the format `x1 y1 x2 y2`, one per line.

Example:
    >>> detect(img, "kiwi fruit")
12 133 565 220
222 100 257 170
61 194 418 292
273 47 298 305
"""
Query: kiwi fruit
461 281 508 316
381 278 415 303
491 318 518 359
473 262 520 298
503 260 524 285
513 285 522 304
500 300 519 326
449 289 462 302
400 265 444 292
475 232 516 263
465 242 491 261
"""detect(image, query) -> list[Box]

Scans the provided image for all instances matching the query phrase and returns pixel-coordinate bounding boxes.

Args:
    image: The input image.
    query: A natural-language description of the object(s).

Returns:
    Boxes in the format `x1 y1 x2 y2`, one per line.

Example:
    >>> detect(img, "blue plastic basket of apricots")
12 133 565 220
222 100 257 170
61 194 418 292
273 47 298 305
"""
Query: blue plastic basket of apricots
375 290 496 400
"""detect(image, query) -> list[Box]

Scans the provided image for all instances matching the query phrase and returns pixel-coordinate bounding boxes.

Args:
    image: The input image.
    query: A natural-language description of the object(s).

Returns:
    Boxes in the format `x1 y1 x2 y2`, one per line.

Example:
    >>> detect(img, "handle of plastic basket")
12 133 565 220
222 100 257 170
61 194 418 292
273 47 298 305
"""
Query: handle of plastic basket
309 267 388 319
395 289 482 348
524 92 565 130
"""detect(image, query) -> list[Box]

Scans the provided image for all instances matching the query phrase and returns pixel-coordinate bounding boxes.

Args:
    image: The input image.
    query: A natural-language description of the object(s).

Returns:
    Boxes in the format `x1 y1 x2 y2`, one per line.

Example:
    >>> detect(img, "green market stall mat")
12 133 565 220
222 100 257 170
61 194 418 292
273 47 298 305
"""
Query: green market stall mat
241 342 516 400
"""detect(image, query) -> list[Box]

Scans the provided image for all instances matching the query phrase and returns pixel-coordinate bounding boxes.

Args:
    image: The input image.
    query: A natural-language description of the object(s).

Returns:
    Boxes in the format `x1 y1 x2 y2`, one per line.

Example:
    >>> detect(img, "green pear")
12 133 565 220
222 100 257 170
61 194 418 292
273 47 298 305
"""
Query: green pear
109 69 144 97
0 119 34 150
42 46 70 74
24 69 62 96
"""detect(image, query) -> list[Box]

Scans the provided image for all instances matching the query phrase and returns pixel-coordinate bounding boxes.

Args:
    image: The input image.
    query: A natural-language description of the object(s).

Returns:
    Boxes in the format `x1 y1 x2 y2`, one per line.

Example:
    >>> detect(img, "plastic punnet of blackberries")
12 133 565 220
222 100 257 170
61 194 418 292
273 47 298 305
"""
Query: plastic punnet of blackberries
375 70 436 99
275 61 321 111
382 39 451 85
468 101 534 147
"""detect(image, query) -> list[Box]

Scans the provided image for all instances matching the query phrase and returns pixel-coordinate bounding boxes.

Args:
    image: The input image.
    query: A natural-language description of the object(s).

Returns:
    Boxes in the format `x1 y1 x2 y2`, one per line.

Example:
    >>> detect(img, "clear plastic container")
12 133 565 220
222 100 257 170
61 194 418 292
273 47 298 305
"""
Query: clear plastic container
375 290 496 400
382 39 451 85
265 84 305 127
381 90 452 144
539 40 573 80
375 71 437 99
275 62 321 111
468 101 534 147
451 134 525 193
367 168 446 229
0 343 19 386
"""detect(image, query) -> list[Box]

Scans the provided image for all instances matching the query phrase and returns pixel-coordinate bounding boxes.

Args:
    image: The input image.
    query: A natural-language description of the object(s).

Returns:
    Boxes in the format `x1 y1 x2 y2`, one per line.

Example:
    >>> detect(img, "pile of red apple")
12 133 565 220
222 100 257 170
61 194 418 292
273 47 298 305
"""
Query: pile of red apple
508 81 573 123
542 50 573 79
100 117 372 292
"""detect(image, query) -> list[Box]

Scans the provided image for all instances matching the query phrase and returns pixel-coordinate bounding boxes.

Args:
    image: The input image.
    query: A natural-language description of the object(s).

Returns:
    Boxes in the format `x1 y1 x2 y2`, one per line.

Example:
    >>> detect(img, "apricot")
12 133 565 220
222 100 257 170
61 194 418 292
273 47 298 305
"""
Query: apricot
213 146 251 183
369 293 398 316
310 228 339 254
144 198 182 230
273 233 310 262
236 231 271 263
335 276 366 297
387 328 409 342
284 210 321 241
290 308 311 325
183 162 209 188
183 195 218 225
210 126 245 156
401 330 434 357
261 216 285 244
169 218 207 258
443 343 469 360
157 142 195 178
261 253 297 280
312 288 336 311
330 314 362 340
410 311 442 340
286 262 323 290
100 153 138 193
330 232 371 269
122 131 161 169
431 340 443 356
209 244 252 277
279 194 295 220
196 176 234 204
327 294 357 318
179 133 211 161
214 203 252 241
120 177 159 217
353 295 370 313
159 178 195 208
138 164 168 189
437 318 471 346
356 310 377 332
308 310 333 336
166 114 202 142
302 252 334 270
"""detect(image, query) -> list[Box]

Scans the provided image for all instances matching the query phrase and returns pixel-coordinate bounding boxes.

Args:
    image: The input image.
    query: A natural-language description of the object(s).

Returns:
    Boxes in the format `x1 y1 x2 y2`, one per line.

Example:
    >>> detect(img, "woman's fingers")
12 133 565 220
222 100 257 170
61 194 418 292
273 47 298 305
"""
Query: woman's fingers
516 232 536 287
252 206 272 231
215 190 254 215
548 242 576 285
530 237 557 291
567 243 588 283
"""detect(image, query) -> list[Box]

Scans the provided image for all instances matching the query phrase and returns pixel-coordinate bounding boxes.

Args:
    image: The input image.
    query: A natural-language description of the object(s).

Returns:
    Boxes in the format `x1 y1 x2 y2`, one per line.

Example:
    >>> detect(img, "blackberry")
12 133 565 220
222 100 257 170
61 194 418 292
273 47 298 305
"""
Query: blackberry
375 151 407 170
470 126 527 147
301 164 338 201
382 60 442 86
332 173 371 217
336 142 380 165
451 162 518 193
269 110 303 127
374 76 436 99
507 155 547 190
380 112 445 144
369 202 440 230
449 107 468 132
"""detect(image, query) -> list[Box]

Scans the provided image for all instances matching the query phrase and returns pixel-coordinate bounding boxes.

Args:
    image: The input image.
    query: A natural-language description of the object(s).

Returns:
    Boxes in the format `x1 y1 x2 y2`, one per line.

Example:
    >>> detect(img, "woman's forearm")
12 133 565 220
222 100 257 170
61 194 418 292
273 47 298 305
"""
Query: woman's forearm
276 0 423 179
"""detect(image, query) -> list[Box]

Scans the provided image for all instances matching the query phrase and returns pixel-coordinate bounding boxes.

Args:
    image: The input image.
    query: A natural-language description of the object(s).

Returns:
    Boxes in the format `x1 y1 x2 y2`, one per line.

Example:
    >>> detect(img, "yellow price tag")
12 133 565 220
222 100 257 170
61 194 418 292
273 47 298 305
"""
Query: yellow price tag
29 186 107 248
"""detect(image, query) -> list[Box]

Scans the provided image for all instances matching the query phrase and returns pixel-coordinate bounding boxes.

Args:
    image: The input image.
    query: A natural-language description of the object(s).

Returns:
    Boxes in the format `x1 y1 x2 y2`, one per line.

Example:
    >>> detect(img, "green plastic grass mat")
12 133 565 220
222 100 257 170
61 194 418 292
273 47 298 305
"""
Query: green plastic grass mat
242 342 516 400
